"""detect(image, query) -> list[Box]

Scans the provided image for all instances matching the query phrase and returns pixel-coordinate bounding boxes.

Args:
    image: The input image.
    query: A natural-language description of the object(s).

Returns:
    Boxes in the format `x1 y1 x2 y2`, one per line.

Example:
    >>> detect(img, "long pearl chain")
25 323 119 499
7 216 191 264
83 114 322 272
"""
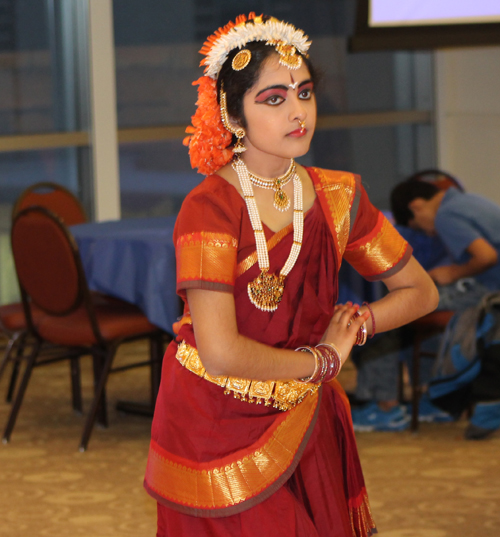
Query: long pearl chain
232 157 304 312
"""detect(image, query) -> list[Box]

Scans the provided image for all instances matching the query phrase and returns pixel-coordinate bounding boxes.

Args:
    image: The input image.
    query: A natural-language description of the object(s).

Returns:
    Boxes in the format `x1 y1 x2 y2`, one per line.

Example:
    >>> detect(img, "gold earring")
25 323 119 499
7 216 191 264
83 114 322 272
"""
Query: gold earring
220 85 246 153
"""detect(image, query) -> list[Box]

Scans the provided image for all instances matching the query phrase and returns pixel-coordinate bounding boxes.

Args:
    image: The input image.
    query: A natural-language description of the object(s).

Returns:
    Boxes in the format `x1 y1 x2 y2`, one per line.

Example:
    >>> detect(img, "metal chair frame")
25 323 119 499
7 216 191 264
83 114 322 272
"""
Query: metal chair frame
4 207 165 451
2 182 88 404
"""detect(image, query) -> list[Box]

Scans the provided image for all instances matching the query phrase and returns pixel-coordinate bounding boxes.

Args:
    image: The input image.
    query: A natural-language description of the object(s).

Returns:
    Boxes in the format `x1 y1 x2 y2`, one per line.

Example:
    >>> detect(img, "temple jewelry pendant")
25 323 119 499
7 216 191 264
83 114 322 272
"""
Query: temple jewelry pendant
247 270 286 312
273 180 290 212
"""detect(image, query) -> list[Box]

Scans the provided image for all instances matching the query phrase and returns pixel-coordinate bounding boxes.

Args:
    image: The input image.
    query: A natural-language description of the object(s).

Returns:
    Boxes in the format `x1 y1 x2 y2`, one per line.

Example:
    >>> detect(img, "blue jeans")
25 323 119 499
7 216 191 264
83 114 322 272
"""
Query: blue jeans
353 279 490 402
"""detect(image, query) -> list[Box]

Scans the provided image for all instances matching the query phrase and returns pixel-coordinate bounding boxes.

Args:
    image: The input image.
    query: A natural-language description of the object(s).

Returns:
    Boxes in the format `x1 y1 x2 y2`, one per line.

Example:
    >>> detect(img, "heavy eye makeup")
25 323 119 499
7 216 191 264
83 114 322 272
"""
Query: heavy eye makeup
254 87 288 105
254 80 315 106
298 81 314 100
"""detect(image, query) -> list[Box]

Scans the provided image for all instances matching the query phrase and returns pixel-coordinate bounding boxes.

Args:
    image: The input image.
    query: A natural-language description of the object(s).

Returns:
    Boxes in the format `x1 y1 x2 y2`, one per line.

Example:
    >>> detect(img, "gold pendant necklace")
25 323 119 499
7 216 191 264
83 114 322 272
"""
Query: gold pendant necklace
247 160 295 212
232 157 304 312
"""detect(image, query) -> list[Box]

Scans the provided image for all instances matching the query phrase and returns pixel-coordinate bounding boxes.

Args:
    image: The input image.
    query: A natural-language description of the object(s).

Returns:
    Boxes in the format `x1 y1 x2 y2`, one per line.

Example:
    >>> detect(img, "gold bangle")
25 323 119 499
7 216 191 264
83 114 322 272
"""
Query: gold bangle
295 346 318 383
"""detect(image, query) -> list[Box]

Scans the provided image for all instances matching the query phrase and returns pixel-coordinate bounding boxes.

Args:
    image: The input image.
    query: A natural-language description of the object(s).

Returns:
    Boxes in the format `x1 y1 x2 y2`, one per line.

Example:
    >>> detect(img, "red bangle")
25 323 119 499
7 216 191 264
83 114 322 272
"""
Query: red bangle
350 310 368 346
296 343 342 384
315 343 342 382
362 302 376 338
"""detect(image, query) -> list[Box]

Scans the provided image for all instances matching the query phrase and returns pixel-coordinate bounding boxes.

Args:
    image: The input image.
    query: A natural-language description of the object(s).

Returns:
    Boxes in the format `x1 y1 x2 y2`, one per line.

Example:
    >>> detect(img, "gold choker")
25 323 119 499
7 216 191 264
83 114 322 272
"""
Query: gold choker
247 160 296 212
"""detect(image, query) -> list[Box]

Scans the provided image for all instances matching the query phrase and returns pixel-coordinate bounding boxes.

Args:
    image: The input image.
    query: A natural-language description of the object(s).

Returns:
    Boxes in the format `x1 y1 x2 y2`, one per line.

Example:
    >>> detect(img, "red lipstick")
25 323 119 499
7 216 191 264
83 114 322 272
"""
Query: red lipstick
288 128 307 137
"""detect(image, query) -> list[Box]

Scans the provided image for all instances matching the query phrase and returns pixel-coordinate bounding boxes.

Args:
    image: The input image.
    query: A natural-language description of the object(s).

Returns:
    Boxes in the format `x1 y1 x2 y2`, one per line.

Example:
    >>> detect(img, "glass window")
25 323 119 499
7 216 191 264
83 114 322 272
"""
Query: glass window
0 1 91 304
0 0 89 136
119 141 200 219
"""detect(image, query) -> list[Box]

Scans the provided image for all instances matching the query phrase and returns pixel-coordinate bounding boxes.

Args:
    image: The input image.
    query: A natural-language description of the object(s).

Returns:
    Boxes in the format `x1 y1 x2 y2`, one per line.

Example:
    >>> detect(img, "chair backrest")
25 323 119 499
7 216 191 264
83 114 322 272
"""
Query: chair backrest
11 207 87 317
12 182 87 226
407 168 465 192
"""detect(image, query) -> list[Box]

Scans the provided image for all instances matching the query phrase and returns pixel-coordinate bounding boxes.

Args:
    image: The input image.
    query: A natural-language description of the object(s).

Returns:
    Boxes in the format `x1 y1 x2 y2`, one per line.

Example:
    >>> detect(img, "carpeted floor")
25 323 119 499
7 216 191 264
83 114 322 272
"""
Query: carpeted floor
0 341 499 537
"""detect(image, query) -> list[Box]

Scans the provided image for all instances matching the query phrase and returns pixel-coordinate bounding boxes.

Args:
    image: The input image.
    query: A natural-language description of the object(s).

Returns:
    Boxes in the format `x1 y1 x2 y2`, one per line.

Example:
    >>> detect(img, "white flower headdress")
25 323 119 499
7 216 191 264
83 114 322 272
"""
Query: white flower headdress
200 13 312 79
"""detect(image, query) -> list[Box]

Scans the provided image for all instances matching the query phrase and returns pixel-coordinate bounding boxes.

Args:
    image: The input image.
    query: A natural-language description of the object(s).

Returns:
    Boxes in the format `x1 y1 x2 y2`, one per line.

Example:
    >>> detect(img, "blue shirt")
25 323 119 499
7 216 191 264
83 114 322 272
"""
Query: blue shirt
435 188 500 290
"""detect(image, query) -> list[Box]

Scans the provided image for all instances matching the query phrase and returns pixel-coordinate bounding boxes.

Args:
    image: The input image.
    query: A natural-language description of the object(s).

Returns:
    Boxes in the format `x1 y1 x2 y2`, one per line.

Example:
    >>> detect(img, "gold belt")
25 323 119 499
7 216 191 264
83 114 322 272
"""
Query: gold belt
175 341 318 411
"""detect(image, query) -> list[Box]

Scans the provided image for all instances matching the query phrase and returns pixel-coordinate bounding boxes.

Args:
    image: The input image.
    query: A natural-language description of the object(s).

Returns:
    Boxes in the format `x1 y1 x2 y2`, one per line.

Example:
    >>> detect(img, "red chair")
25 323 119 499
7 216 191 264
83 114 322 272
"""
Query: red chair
12 181 87 225
4 207 165 451
1 182 88 404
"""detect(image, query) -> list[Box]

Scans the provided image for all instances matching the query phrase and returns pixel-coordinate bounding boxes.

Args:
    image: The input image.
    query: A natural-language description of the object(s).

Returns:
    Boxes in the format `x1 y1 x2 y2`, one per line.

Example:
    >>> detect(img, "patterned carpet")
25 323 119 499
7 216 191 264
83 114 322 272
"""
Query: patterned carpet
0 341 499 537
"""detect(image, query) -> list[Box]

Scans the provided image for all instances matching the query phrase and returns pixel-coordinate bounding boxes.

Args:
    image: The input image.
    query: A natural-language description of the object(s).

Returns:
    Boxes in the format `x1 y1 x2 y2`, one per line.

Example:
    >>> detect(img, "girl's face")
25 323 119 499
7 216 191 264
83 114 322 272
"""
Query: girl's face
240 54 316 162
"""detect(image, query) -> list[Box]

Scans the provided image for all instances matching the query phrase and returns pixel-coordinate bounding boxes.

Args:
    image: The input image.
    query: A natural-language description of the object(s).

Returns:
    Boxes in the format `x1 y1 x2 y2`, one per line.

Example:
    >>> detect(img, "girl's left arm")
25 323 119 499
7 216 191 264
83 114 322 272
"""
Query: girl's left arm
358 255 439 336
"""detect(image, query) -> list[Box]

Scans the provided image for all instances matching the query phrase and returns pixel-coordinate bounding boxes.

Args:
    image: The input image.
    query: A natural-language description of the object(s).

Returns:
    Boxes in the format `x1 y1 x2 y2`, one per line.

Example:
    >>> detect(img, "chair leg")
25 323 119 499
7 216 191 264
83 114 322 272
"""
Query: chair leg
0 332 25 403
80 347 116 452
6 334 29 403
70 357 83 414
2 341 40 443
0 332 19 381
92 352 108 427
411 334 422 433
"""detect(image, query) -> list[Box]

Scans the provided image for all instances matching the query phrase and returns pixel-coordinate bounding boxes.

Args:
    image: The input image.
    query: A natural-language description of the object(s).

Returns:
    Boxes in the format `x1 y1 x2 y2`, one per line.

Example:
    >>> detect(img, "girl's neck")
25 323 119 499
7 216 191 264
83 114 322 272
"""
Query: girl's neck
239 152 292 179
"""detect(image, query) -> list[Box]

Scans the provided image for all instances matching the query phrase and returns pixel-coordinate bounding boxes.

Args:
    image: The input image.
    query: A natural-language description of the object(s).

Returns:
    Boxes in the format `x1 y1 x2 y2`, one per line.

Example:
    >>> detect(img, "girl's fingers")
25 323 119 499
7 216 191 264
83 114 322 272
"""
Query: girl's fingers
337 304 360 325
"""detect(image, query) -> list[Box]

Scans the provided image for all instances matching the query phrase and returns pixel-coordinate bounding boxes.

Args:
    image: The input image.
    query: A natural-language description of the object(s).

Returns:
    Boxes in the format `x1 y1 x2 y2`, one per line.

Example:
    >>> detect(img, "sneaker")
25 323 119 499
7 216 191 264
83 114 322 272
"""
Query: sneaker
464 401 500 440
407 393 455 423
352 402 410 432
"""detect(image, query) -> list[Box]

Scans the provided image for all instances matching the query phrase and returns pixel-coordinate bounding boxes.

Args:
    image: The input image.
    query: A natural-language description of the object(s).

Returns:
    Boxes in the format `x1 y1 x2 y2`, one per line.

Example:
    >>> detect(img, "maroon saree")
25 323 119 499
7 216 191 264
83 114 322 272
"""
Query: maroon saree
144 168 410 536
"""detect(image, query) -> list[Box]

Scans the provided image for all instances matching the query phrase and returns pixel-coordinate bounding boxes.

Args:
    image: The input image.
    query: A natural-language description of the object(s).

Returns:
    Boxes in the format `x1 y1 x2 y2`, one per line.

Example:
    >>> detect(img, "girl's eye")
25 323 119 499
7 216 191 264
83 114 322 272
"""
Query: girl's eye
299 87 313 100
265 95 285 106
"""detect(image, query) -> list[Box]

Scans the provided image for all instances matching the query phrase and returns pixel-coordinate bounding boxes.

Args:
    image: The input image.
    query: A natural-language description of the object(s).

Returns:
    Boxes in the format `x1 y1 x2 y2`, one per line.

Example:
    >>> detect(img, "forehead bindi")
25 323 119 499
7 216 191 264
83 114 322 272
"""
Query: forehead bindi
252 58 311 93
289 74 299 90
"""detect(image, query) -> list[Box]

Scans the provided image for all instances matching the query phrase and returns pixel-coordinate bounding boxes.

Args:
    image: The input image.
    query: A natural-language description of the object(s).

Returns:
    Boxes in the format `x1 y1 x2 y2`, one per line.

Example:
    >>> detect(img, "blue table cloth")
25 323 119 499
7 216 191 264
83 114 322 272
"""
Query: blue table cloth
71 216 179 335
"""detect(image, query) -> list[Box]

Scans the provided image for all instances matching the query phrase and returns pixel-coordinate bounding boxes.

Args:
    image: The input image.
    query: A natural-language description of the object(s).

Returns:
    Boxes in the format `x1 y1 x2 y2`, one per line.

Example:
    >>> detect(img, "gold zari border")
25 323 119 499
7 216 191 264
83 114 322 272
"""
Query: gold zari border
236 222 293 277
312 168 355 257
177 231 238 285
344 215 408 279
349 490 377 537
176 341 318 411
145 386 319 511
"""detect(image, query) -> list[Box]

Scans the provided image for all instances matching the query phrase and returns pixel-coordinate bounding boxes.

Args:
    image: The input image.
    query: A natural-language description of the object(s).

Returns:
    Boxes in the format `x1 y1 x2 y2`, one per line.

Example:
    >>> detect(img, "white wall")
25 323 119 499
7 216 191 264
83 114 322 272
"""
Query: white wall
435 46 500 205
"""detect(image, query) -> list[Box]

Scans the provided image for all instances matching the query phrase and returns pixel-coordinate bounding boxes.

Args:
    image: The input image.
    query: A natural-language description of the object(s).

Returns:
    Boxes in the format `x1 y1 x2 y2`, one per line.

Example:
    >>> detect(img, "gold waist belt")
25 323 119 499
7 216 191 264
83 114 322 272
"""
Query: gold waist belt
175 341 319 411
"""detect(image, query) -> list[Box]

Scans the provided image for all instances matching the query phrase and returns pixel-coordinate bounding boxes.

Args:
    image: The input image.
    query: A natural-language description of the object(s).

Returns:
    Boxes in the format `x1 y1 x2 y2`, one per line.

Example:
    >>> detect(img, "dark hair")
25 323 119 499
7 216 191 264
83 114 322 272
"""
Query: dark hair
406 168 465 192
216 18 318 135
390 180 439 226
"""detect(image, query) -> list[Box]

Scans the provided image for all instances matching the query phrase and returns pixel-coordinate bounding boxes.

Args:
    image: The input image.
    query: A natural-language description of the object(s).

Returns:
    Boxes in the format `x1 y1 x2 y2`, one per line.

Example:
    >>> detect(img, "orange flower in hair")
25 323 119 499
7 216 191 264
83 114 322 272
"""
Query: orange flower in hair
182 76 233 176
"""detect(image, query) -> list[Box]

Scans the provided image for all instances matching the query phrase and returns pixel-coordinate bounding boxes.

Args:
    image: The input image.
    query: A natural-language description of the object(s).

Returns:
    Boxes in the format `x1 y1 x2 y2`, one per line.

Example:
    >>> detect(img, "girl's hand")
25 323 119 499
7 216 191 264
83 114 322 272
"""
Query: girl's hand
320 303 370 365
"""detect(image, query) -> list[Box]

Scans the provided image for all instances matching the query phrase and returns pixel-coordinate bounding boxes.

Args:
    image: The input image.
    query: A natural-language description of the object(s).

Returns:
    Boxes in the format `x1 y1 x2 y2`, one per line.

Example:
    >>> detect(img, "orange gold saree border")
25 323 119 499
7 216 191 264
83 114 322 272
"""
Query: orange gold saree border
177 231 238 285
236 223 293 277
349 488 377 537
310 167 356 260
144 388 320 517
344 213 409 280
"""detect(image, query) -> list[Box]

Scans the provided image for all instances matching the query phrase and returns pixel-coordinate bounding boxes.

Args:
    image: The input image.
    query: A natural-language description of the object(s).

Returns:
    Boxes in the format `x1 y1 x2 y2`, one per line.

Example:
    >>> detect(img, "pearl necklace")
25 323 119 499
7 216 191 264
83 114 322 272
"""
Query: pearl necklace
232 157 304 312
248 159 295 212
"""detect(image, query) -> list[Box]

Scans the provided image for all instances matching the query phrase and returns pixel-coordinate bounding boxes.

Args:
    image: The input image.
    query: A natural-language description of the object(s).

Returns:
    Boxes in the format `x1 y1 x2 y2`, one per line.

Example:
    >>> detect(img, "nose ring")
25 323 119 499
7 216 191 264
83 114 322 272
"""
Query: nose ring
299 120 306 131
